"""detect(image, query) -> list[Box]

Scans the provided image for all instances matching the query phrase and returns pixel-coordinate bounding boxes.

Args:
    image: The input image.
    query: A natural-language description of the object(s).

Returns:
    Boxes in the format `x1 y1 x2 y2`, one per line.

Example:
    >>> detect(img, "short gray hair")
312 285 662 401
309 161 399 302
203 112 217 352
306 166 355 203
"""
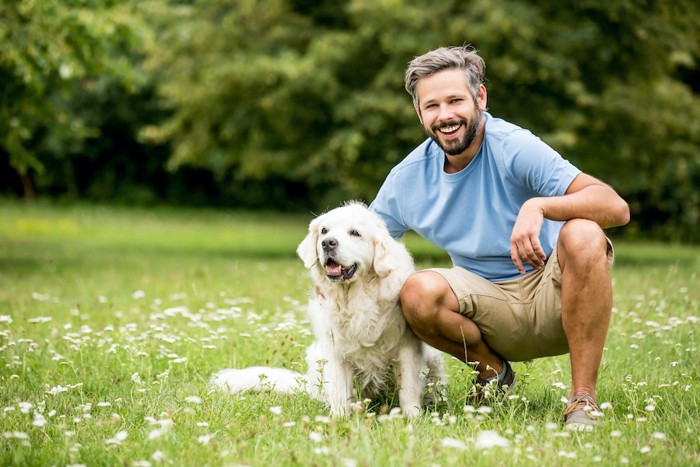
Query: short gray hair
404 45 485 104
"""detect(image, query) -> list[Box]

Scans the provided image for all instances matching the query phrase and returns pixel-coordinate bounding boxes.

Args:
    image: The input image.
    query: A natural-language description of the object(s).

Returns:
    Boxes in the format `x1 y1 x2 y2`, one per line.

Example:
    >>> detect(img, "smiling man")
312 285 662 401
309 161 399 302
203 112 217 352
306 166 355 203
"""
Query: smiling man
369 45 630 430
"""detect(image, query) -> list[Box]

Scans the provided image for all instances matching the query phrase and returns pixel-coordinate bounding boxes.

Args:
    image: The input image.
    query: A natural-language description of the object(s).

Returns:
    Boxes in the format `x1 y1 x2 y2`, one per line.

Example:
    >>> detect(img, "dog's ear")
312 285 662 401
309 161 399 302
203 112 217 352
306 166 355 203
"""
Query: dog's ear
297 218 320 269
373 234 397 278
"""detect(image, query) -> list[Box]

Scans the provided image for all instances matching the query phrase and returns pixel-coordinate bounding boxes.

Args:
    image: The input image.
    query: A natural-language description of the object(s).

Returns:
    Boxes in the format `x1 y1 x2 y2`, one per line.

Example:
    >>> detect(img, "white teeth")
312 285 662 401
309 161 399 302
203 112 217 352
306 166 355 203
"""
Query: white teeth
440 125 460 133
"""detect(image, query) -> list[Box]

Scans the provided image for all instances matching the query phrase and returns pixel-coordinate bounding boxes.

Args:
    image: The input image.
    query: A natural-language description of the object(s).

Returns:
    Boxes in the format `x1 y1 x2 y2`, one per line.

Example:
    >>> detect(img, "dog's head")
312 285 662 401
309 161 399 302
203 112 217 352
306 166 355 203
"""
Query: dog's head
297 201 397 284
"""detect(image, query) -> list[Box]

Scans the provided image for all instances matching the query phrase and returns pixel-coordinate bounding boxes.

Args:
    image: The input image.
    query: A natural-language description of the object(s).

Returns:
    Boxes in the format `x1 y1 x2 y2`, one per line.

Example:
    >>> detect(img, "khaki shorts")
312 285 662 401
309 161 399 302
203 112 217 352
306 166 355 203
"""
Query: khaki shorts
430 240 614 362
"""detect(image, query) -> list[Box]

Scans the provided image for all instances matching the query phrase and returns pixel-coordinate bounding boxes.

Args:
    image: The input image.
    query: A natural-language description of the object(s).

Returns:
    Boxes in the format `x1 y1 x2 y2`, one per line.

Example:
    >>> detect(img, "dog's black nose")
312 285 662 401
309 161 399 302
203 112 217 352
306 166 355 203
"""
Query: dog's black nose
321 237 338 251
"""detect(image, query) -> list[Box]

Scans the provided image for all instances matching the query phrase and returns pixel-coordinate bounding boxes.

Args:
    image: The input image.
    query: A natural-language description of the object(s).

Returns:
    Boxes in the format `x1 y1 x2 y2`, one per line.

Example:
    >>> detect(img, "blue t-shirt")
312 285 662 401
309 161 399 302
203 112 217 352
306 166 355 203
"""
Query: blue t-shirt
370 112 581 282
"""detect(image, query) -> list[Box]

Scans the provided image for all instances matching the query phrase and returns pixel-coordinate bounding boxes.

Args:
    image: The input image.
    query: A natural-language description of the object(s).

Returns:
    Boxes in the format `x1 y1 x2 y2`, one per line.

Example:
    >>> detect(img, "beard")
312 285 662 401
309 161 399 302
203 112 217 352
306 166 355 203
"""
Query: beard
426 108 484 156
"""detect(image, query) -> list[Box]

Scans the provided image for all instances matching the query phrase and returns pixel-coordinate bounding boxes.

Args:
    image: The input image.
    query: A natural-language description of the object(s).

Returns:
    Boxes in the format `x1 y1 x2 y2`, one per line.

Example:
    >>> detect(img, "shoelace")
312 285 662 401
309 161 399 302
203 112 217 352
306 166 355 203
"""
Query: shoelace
563 393 599 418
474 361 513 386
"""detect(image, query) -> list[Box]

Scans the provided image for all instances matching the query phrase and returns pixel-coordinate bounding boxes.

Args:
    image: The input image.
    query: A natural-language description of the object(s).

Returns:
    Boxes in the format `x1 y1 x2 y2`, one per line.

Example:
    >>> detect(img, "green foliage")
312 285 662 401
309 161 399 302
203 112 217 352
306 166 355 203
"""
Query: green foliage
143 0 415 208
0 0 149 193
1 0 698 240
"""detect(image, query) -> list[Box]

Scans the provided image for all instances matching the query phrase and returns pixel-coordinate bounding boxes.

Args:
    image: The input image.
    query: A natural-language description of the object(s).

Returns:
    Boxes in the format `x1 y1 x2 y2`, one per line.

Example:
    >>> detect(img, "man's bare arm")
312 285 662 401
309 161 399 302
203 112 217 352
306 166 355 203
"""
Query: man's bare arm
510 173 630 274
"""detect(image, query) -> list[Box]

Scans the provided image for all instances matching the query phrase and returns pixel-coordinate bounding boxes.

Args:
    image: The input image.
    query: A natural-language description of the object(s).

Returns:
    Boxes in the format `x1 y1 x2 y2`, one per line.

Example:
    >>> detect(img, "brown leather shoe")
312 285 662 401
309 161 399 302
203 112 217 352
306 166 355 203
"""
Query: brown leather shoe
564 393 603 431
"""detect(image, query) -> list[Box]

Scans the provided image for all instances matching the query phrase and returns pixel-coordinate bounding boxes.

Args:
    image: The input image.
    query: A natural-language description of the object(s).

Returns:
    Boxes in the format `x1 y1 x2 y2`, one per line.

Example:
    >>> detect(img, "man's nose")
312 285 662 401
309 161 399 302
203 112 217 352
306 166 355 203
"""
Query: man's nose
437 103 455 121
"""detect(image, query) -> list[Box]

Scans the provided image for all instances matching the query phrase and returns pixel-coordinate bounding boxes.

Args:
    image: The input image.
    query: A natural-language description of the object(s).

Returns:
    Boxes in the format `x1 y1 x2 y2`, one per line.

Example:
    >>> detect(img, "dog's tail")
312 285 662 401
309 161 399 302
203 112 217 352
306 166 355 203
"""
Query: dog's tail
211 367 307 395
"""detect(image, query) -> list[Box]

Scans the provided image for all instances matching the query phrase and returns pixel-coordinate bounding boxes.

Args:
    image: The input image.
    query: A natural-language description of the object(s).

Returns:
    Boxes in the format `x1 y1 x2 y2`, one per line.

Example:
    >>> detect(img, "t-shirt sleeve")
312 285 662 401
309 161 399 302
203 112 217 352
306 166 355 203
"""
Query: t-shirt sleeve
504 130 581 196
369 174 409 239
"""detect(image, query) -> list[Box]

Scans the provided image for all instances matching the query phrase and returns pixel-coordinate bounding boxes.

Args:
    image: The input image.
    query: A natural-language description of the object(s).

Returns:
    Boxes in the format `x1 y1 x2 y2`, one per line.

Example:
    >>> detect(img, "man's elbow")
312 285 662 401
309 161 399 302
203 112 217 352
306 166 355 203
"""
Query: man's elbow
612 198 631 227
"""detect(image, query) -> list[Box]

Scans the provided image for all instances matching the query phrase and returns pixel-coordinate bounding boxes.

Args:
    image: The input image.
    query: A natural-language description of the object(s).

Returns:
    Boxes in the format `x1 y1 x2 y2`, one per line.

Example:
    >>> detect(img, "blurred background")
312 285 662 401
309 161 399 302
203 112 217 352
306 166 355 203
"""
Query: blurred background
1 0 698 242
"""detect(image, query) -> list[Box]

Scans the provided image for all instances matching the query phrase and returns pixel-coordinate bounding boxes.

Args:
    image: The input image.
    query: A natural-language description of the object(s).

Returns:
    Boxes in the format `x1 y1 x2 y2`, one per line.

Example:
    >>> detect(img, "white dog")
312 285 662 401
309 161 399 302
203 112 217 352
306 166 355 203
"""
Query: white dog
212 202 445 418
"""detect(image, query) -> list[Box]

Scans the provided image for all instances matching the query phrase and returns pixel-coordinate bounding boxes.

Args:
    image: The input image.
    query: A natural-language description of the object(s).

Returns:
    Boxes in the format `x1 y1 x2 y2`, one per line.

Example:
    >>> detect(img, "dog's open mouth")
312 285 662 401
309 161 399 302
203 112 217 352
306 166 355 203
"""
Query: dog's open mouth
325 259 358 282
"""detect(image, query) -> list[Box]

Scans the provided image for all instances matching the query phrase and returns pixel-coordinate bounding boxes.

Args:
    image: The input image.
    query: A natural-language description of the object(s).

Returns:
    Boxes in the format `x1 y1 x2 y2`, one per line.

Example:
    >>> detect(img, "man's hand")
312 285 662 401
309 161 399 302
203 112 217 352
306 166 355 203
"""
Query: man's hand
510 198 547 274
509 173 630 275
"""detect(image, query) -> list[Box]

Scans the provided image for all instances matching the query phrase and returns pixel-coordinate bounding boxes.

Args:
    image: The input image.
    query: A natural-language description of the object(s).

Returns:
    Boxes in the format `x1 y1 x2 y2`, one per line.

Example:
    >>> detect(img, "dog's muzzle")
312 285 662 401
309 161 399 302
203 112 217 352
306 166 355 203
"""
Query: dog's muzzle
325 258 358 282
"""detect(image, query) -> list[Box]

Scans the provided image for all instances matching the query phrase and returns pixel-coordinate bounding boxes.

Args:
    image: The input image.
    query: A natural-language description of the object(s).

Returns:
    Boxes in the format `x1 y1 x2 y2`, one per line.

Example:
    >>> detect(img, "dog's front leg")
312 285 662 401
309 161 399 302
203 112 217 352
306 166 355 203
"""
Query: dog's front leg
324 354 353 417
396 336 424 419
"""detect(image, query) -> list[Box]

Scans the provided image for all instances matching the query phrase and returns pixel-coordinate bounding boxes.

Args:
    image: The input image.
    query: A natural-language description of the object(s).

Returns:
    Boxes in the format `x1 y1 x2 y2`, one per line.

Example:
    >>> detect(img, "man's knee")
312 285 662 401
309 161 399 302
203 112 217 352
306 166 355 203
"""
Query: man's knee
399 271 450 327
558 219 608 269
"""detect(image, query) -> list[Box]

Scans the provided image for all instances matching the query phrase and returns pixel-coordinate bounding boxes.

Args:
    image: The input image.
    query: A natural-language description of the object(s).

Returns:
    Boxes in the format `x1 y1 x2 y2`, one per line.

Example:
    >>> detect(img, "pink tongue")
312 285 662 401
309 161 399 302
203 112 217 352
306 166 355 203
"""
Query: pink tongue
326 262 342 276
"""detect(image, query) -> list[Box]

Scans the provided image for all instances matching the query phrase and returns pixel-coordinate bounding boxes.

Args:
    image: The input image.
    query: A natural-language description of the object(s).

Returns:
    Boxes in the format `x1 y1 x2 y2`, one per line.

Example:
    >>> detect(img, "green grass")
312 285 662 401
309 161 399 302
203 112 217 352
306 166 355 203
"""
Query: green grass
0 200 698 466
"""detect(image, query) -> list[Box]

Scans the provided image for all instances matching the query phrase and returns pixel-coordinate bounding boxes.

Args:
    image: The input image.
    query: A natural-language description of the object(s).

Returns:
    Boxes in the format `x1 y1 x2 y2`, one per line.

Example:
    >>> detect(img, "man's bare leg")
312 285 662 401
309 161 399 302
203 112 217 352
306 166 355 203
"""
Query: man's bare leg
557 219 612 400
399 271 502 379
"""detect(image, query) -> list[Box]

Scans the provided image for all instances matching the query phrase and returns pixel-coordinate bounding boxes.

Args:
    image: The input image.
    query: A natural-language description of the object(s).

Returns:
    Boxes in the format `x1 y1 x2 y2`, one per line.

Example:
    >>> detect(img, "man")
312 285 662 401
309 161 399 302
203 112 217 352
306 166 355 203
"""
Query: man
369 45 630 430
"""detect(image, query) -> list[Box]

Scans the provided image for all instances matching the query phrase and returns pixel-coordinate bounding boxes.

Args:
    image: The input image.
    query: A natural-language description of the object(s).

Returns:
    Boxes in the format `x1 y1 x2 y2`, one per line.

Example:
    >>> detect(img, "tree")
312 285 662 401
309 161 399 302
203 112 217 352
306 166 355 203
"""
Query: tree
0 0 148 199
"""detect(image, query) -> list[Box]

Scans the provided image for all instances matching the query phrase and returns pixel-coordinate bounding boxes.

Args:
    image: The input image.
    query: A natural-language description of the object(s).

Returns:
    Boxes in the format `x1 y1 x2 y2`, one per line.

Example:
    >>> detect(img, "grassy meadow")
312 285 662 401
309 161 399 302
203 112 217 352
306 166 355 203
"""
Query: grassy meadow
0 200 698 466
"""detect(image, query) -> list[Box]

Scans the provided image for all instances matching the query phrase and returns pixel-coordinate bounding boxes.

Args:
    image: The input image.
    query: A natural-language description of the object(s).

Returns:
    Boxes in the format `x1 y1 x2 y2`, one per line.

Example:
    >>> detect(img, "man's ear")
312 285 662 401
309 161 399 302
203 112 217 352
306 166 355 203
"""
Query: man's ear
477 84 488 110
297 218 320 269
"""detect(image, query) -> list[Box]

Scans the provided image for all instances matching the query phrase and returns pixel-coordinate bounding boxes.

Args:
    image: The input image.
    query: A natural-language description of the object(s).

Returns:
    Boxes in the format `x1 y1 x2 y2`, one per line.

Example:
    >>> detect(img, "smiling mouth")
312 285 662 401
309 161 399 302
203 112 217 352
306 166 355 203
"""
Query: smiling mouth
435 121 463 138
325 259 358 282
438 123 461 135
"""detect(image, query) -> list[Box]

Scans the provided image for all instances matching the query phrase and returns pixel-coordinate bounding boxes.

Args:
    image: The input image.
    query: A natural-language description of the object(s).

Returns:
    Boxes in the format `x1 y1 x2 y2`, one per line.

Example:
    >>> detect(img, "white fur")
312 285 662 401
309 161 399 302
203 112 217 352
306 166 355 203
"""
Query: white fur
212 201 445 418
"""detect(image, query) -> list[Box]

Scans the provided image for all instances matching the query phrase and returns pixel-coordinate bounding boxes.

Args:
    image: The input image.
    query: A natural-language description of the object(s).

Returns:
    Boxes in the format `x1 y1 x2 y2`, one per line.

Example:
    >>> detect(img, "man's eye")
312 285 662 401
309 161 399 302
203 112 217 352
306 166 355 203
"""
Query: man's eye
321 227 328 234
350 230 361 237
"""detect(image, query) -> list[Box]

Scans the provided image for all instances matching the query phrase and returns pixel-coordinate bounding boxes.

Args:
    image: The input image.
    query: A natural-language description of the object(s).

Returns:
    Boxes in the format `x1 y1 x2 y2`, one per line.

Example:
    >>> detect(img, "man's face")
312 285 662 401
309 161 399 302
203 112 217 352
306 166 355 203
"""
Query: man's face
414 69 487 156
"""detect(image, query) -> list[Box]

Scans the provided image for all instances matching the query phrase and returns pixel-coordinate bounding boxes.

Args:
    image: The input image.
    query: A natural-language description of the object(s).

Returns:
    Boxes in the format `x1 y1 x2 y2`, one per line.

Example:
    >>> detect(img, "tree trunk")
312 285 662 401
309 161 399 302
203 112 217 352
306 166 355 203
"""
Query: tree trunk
19 171 36 202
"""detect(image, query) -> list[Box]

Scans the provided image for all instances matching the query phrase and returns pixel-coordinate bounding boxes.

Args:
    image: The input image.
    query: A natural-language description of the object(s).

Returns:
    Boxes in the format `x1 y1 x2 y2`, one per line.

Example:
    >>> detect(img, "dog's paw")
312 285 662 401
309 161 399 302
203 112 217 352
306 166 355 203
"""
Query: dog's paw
402 405 421 419
350 399 369 414
329 403 350 418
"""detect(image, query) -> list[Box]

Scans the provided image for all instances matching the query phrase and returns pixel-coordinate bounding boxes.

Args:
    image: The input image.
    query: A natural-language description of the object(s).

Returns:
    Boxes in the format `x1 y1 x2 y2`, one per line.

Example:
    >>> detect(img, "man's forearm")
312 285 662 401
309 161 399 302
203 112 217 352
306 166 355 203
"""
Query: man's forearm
532 184 630 229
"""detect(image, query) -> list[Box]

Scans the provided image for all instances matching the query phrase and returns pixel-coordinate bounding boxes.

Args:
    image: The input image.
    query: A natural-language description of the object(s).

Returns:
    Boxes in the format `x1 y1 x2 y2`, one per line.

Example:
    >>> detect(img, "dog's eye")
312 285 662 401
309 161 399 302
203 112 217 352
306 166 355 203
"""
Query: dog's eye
321 227 328 234
350 229 361 237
